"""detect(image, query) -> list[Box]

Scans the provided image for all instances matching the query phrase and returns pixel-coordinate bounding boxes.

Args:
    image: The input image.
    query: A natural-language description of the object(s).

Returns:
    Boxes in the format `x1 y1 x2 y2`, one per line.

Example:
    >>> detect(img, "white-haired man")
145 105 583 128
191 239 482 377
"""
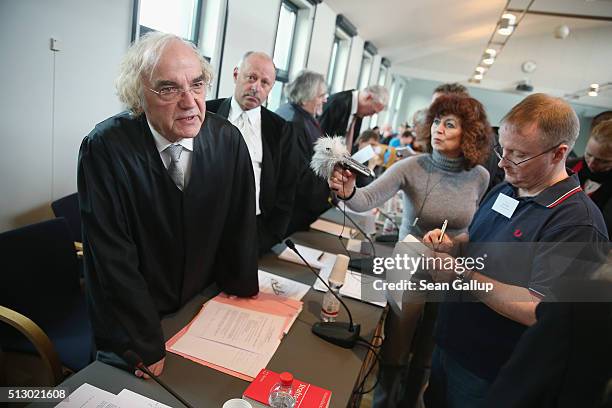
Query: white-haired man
78 32 258 377
320 84 389 150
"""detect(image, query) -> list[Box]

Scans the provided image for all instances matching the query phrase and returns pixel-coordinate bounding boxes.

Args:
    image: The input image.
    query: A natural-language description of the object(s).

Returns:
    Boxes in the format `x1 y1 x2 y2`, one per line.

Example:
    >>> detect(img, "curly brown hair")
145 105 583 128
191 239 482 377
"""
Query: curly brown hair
425 95 492 169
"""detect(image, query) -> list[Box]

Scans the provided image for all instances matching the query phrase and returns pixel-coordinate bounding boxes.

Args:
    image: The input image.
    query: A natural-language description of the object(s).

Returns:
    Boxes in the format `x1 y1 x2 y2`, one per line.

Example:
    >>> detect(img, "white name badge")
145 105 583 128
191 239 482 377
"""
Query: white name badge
584 179 602 196
492 193 519 218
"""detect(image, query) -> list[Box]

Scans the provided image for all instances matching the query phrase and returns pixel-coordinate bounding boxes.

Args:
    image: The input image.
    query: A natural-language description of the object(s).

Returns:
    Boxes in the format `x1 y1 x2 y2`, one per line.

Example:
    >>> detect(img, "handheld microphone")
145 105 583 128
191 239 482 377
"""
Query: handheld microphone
284 239 360 348
123 351 195 408
311 136 375 179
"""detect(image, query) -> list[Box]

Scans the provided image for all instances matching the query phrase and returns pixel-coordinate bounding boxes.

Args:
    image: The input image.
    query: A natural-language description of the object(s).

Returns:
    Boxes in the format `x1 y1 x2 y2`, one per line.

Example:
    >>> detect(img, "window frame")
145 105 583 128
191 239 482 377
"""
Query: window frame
131 0 203 45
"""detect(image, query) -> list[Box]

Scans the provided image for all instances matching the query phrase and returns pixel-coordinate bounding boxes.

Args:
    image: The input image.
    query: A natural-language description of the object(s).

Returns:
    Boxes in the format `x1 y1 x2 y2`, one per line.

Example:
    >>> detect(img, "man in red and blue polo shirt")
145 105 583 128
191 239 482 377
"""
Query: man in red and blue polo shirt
422 93 608 408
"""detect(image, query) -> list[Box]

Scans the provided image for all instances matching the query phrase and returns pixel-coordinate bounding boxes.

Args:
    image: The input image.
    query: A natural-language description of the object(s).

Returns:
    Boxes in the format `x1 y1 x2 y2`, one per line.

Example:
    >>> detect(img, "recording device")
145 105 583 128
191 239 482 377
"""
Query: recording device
311 136 375 179
284 239 361 348
394 145 417 158
123 350 195 408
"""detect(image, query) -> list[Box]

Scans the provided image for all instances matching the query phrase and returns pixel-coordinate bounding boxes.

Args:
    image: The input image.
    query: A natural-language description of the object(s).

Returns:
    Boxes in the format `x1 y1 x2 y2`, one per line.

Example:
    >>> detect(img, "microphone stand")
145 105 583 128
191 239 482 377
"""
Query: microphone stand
123 351 195 408
331 199 377 273
284 239 360 349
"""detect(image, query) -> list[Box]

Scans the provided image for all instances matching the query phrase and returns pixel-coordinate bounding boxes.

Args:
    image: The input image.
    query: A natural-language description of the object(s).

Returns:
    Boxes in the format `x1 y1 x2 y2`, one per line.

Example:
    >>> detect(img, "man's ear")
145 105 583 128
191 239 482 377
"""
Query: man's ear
554 144 569 164
233 67 239 82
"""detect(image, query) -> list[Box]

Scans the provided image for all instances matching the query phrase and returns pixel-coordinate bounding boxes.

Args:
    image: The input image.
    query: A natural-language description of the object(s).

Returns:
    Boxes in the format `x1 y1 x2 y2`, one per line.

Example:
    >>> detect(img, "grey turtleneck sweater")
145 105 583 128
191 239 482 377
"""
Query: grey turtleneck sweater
346 150 490 240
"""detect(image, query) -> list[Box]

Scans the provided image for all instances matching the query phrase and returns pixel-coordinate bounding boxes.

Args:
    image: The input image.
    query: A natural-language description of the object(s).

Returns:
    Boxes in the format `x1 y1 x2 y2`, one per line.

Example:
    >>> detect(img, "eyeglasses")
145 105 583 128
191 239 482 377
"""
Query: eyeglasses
494 143 561 166
148 82 205 102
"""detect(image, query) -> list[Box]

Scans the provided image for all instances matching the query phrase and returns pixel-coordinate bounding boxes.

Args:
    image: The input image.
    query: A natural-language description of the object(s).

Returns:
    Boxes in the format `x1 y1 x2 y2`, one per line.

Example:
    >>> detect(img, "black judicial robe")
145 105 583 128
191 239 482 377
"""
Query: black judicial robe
206 98 298 253
77 111 259 365
319 90 362 144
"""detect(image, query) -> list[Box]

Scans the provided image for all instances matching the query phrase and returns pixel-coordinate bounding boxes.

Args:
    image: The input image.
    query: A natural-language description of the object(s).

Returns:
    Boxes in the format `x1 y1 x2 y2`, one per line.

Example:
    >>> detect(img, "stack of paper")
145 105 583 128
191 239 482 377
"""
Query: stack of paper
55 383 172 408
258 269 310 300
277 243 337 270
310 219 356 239
167 290 303 381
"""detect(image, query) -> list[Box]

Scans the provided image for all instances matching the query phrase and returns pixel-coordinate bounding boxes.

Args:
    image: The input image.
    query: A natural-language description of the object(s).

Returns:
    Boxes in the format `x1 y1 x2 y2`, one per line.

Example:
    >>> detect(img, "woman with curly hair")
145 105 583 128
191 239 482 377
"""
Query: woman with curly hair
329 93 493 408
329 94 492 240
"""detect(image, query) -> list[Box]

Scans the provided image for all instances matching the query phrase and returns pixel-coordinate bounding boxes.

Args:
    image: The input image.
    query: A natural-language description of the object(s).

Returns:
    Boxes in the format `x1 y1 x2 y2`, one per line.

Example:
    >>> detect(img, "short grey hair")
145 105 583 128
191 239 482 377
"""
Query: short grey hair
285 70 326 105
236 50 276 71
363 85 389 105
501 93 579 151
412 109 427 127
116 32 213 115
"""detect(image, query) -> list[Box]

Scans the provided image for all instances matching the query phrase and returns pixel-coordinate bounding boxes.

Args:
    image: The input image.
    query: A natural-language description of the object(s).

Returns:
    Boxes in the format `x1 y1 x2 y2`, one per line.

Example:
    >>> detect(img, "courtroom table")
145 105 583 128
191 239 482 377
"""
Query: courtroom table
29 210 393 408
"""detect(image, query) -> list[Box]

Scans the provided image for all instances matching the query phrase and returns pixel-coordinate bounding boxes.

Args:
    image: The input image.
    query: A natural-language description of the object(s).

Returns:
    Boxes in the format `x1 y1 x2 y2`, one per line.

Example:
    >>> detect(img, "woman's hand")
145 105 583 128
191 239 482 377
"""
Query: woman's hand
328 165 356 199
423 228 454 253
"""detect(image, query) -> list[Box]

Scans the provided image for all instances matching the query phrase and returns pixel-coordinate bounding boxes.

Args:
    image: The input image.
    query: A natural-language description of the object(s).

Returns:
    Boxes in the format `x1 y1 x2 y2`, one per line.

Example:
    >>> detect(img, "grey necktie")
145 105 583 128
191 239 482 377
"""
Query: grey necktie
165 144 184 190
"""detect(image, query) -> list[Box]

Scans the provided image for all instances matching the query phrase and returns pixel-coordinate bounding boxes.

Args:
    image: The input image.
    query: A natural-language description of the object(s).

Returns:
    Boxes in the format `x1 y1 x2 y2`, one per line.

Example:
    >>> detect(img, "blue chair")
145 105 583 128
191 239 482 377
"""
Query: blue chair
51 193 82 245
0 218 93 375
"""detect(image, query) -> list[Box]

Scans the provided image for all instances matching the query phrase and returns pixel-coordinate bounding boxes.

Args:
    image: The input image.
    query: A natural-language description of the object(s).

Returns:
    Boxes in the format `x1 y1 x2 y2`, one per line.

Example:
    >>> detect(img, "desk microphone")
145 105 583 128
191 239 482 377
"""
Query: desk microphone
375 208 399 243
123 350 195 408
284 239 360 348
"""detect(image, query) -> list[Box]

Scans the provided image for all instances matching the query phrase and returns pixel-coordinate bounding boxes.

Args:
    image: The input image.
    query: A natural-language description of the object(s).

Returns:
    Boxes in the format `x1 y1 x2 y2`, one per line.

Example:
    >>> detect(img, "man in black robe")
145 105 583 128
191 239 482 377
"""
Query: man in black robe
319 84 388 151
78 32 258 377
207 51 297 254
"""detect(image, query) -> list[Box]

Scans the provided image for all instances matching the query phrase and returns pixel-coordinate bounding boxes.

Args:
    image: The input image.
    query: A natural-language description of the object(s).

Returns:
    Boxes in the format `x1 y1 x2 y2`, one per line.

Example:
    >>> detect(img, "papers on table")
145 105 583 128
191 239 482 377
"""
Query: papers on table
277 243 337 270
167 293 303 381
258 270 310 301
55 383 171 408
310 219 356 239
313 264 386 307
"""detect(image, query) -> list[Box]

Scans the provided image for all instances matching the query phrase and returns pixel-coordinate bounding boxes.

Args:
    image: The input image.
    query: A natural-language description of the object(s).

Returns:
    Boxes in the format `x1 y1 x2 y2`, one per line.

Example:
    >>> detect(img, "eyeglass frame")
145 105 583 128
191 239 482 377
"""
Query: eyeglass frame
147 81 206 102
494 142 563 166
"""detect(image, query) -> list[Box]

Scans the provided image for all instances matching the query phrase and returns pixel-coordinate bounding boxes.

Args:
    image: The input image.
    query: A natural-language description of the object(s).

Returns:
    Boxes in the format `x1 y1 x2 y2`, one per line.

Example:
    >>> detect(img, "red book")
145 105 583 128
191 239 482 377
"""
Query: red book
243 369 332 408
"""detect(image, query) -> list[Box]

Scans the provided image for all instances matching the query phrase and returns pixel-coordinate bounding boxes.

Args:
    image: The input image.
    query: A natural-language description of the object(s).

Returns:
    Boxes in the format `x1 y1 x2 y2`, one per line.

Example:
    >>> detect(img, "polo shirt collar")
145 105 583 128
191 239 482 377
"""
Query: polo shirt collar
532 172 582 208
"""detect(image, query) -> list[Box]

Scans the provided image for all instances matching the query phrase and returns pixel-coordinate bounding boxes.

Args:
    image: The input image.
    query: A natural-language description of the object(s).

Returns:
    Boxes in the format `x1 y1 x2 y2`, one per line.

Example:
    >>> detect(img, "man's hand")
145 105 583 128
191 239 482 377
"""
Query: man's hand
135 357 165 379
427 251 458 283
328 165 356 198
423 228 454 253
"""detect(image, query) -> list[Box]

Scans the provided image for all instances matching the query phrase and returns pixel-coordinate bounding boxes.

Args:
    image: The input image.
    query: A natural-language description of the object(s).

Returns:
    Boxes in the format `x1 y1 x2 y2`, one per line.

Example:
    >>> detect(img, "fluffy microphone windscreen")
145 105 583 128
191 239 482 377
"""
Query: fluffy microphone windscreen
310 136 348 179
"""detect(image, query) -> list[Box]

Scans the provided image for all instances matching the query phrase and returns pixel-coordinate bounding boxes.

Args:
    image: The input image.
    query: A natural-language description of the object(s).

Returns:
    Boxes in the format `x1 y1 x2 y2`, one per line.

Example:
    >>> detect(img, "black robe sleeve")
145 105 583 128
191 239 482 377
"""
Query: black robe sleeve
213 122 260 296
78 128 166 365
257 120 299 253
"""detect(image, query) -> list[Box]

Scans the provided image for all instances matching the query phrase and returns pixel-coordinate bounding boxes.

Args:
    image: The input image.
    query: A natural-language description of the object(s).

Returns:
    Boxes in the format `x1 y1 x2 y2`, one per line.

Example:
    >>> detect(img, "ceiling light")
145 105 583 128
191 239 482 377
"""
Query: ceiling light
498 15 515 36
588 84 599 96
474 73 484 80
591 83 600 89
588 90 598 97
475 66 486 73
482 56 495 65
485 48 497 57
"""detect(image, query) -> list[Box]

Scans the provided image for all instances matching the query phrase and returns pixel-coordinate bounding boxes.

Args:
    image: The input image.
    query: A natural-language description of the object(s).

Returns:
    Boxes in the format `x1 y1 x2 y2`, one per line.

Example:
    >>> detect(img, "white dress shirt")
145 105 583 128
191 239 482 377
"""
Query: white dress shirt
148 119 194 189
228 98 263 215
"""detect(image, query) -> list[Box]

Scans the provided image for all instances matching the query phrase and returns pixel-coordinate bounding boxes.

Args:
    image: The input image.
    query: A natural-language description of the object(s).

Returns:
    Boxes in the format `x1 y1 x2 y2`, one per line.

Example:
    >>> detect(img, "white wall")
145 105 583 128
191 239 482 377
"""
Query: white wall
216 0 281 98
0 0 130 232
306 2 336 76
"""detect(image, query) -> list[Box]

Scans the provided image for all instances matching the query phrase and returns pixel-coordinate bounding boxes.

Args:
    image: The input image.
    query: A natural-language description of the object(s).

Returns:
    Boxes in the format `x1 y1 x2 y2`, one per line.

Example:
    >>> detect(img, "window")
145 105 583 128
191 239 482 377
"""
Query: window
327 28 352 93
327 36 341 88
378 66 387 87
132 0 202 44
392 83 405 127
357 52 373 90
268 0 299 111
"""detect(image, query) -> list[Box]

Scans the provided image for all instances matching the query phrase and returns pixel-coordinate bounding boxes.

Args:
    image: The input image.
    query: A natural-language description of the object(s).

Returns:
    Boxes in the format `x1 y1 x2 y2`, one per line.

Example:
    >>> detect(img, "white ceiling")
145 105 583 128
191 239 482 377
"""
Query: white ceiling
325 0 612 108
